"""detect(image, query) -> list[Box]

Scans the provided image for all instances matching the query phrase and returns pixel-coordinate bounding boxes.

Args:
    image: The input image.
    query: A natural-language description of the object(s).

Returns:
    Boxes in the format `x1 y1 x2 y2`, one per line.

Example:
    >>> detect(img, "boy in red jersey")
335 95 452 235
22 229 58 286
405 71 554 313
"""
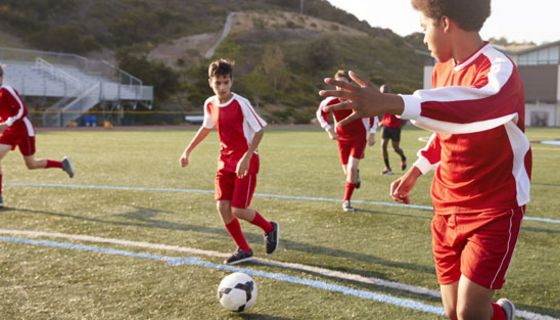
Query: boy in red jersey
179 59 279 265
0 64 74 208
378 84 407 176
319 1 529 319
316 70 377 212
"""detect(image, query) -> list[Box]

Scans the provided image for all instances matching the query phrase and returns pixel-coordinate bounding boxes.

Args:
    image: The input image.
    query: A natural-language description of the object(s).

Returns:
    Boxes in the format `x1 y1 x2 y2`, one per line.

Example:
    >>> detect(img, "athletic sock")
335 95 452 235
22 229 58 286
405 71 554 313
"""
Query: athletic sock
491 303 506 320
250 212 273 233
46 160 63 169
225 218 251 252
344 182 356 201
383 158 391 170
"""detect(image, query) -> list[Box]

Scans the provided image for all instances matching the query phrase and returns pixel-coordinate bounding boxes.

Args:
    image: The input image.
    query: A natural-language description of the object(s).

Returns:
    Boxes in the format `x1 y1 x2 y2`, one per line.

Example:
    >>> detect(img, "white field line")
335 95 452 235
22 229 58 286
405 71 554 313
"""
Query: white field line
6 182 560 225
0 229 556 320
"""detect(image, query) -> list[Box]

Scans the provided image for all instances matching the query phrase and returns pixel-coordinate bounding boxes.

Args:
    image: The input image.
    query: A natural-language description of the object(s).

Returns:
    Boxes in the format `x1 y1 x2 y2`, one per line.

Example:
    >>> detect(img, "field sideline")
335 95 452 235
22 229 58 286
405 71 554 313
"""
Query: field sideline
0 127 558 319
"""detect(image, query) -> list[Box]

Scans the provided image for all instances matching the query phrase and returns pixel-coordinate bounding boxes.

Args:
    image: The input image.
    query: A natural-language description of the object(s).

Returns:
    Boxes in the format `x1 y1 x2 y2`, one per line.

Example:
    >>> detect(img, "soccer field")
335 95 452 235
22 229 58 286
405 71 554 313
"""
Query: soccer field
0 127 558 319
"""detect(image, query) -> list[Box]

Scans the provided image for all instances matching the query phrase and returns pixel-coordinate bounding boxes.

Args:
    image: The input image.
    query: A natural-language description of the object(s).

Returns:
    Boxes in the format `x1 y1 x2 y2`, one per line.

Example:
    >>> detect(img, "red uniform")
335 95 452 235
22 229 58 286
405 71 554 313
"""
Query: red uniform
400 43 531 289
203 93 267 209
381 113 402 128
0 85 36 156
317 97 378 165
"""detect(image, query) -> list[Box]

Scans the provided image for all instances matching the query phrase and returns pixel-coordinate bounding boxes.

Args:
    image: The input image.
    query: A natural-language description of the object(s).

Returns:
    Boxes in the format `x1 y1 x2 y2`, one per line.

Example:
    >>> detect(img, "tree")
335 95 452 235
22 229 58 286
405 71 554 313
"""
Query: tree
261 45 287 92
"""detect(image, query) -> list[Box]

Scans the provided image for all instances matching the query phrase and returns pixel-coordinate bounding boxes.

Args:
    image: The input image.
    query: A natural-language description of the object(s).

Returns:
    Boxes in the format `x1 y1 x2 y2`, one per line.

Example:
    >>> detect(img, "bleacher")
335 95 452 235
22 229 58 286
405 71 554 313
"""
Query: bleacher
0 47 154 127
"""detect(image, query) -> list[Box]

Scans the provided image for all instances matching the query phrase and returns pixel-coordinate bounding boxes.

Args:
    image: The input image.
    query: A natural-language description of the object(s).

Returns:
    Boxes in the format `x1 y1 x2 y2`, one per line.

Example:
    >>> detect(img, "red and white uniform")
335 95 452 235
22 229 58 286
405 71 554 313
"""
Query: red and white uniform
317 97 377 164
203 93 267 208
381 113 402 129
400 43 531 215
0 85 36 156
399 43 531 289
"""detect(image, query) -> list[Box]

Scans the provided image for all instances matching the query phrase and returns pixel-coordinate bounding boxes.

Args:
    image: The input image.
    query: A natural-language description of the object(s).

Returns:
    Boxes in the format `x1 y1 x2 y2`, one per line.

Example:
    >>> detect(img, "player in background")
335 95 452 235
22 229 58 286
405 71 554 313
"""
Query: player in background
179 59 279 265
316 70 378 212
378 84 407 176
0 64 74 208
319 0 529 319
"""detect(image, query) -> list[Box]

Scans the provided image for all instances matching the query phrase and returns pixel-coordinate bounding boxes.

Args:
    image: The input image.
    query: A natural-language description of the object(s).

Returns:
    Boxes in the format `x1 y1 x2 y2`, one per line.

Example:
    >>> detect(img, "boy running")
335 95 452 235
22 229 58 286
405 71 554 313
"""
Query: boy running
179 59 279 265
319 1 530 319
378 84 407 176
0 64 74 208
316 70 377 212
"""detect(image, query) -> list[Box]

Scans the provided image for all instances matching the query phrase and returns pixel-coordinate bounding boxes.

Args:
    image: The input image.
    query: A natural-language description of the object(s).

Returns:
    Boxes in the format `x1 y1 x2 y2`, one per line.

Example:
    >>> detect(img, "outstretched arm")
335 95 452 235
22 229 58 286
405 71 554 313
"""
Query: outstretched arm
179 127 212 168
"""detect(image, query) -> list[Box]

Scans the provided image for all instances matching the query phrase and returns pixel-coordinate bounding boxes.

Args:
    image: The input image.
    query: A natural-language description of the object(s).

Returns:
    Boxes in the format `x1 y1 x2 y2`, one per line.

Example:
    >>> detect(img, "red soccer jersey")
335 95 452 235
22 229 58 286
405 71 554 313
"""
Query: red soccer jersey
202 93 267 174
316 97 378 142
399 43 531 214
0 85 34 136
381 113 402 128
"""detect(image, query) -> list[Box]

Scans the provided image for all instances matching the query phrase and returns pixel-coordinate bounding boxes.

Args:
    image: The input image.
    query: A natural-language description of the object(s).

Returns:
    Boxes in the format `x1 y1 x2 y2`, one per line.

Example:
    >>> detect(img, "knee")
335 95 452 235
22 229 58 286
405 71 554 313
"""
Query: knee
231 207 243 217
25 161 38 169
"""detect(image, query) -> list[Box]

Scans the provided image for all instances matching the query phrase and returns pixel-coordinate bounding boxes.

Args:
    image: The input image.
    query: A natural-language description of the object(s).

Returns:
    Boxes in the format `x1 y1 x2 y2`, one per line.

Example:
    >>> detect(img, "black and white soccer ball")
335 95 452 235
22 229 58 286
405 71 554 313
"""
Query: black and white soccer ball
217 272 257 312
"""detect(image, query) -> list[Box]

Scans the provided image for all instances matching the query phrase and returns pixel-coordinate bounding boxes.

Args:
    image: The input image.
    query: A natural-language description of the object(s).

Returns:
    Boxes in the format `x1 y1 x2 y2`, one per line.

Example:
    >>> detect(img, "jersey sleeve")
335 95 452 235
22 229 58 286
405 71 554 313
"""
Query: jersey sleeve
1 86 26 126
316 98 333 130
413 133 441 174
201 98 214 129
399 52 521 135
238 96 267 132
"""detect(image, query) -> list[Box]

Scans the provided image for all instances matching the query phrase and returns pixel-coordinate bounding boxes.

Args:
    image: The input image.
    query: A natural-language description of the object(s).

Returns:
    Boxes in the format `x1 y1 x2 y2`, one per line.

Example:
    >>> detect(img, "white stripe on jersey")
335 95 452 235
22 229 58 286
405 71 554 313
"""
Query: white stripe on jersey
504 121 531 206
2 85 25 126
22 117 35 137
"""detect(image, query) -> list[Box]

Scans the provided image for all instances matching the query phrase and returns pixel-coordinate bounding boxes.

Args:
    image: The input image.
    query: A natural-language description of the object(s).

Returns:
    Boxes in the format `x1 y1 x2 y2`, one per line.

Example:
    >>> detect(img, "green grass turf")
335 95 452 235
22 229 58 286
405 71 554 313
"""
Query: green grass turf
0 126 558 319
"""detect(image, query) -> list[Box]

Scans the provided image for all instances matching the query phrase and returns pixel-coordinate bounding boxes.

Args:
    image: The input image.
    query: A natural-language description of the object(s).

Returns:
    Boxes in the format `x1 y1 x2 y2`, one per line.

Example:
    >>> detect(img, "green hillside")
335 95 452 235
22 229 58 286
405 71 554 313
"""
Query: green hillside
0 0 425 124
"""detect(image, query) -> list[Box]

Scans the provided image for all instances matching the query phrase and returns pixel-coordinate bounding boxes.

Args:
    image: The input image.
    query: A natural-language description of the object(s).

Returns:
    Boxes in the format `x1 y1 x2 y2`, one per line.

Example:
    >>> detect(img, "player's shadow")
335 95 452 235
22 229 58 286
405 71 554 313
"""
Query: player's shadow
12 206 436 276
237 314 292 320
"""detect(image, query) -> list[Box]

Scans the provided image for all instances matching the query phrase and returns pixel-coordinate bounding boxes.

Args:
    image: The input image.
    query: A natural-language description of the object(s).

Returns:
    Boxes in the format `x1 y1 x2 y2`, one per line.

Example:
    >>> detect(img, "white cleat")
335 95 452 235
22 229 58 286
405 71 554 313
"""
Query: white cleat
342 201 355 212
497 298 515 320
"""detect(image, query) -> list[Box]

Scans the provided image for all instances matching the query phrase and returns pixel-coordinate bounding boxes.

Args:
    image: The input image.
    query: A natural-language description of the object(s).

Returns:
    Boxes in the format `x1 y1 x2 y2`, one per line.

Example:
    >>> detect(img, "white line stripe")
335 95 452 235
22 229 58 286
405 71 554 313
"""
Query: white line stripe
6 182 560 225
491 209 514 288
0 236 445 316
0 229 555 320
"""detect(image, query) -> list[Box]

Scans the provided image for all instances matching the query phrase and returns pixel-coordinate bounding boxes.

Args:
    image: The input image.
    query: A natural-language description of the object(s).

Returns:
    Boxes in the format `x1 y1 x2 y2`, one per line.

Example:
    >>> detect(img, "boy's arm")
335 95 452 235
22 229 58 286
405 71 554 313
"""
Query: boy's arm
320 59 520 135
179 126 212 168
316 99 337 140
367 116 378 146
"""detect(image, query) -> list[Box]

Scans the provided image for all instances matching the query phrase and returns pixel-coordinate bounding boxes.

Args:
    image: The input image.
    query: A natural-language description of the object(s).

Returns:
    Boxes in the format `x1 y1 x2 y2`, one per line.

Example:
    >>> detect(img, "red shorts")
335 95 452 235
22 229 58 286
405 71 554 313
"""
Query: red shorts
0 130 36 156
432 206 524 289
214 169 257 209
337 138 366 165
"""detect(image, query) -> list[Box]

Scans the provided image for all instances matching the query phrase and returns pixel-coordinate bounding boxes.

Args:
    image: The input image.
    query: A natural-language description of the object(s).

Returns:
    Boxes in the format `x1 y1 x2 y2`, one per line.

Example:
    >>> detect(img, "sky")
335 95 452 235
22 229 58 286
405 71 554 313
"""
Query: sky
326 0 560 45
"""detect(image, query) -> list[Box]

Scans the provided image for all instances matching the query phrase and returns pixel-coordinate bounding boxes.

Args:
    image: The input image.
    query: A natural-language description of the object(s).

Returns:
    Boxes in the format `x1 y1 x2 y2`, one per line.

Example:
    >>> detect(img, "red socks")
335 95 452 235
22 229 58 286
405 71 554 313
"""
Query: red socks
46 160 63 169
491 303 506 320
250 212 273 233
225 218 251 252
344 182 356 201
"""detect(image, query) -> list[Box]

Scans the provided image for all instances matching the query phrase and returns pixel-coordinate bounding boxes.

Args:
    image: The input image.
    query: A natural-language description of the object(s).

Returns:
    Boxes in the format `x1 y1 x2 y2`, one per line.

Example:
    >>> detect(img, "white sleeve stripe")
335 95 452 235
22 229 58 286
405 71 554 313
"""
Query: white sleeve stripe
2 86 25 125
407 48 513 107
411 113 517 134
316 107 331 130
238 97 267 131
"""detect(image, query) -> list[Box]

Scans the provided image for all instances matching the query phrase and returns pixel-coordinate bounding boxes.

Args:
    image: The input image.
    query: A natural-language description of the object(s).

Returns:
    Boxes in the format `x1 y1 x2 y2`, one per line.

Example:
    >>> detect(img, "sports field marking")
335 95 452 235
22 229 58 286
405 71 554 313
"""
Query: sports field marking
0 229 556 320
0 236 445 316
6 182 560 225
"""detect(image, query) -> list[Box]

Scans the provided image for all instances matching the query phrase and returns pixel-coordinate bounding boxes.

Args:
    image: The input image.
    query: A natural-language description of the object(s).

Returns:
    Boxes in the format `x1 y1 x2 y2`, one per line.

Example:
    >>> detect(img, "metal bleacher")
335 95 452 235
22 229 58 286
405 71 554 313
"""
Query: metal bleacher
0 47 154 127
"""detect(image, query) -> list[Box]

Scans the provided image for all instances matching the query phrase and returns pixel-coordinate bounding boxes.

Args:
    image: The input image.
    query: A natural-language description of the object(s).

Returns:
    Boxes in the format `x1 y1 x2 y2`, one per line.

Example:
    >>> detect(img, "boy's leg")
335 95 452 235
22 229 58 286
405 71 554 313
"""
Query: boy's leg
230 173 278 254
440 282 459 320
391 138 407 170
0 144 12 207
381 138 391 172
456 276 503 320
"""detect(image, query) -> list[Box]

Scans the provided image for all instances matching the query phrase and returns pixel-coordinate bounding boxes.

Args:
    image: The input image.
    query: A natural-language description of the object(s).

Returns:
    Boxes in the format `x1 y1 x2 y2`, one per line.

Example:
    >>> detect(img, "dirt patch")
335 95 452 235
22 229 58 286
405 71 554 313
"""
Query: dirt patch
147 32 219 69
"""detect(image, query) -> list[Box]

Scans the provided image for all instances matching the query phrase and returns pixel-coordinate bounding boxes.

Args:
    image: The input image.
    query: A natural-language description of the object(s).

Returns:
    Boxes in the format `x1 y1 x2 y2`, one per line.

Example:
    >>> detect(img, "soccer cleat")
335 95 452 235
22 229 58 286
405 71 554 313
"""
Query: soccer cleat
342 200 355 212
61 156 74 178
265 221 279 254
224 248 254 265
381 168 393 176
0 194 3 209
497 298 516 320
401 158 408 171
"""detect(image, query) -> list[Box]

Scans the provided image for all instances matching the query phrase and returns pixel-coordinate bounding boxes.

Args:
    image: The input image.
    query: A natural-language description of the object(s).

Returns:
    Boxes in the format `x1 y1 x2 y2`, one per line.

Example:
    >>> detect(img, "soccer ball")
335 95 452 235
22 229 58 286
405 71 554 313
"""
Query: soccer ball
217 272 257 312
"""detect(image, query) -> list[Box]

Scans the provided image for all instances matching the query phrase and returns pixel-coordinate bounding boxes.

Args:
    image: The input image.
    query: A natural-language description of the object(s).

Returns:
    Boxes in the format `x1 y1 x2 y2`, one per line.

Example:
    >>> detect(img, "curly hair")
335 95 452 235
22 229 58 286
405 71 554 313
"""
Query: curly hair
411 0 491 31
208 58 234 78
